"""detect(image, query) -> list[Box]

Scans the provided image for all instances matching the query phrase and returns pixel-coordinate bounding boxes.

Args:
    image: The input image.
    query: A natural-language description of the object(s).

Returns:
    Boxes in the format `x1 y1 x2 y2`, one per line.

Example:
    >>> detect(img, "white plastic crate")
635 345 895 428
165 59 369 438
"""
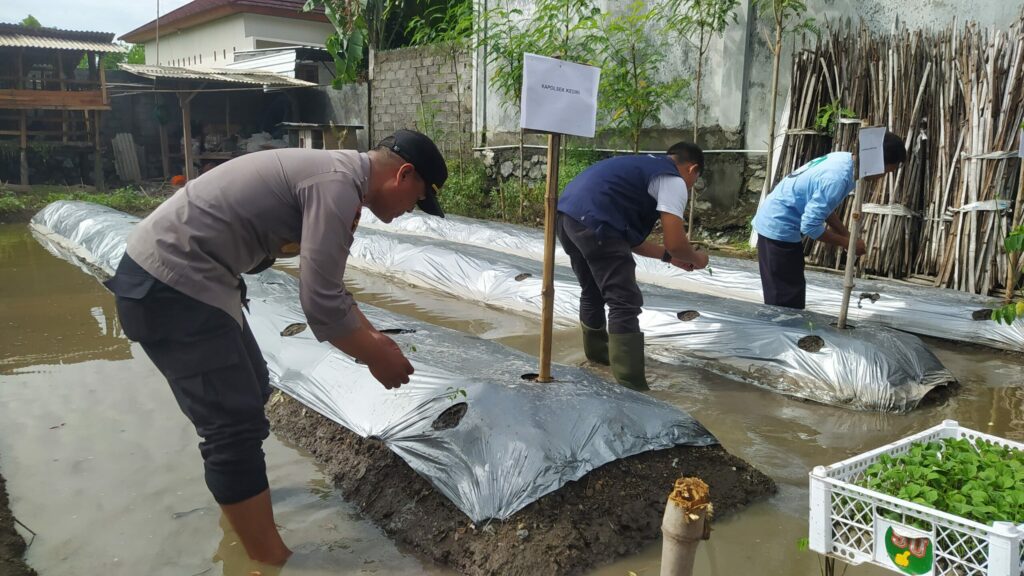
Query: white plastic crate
809 420 1024 576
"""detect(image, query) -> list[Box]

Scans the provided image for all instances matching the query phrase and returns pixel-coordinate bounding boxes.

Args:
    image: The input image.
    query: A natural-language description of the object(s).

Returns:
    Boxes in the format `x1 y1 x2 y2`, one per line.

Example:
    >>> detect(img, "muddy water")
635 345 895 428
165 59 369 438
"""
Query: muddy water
2 221 1023 576
0 225 450 576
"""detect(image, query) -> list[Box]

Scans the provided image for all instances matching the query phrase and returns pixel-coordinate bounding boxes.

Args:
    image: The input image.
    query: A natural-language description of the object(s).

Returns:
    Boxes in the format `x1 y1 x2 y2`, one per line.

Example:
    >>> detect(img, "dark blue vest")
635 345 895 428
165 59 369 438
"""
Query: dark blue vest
557 155 681 246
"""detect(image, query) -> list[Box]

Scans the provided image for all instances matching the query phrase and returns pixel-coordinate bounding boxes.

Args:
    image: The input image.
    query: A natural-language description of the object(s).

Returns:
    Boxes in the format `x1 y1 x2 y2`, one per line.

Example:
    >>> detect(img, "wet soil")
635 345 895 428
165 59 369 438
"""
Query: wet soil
267 393 777 576
0 472 36 576
797 335 825 353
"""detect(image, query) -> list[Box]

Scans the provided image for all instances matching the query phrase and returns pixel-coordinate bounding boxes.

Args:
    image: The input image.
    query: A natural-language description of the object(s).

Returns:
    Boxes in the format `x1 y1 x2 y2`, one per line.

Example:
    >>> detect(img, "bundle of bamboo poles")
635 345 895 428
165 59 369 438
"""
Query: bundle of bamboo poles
770 15 1024 295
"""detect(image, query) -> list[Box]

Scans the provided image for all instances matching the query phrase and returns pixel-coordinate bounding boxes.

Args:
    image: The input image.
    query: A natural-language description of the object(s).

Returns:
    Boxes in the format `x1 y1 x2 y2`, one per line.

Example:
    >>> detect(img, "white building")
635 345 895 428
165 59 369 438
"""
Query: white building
120 0 334 69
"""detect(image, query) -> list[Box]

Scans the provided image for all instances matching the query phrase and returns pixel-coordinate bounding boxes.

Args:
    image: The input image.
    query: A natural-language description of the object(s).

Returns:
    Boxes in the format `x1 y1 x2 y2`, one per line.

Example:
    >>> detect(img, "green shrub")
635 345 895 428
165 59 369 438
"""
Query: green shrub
439 160 490 220
0 193 27 215
558 147 602 192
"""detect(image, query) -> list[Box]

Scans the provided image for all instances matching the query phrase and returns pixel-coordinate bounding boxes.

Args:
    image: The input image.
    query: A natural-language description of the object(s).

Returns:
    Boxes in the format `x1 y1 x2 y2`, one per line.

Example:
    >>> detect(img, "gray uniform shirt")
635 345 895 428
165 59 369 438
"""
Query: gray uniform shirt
126 148 369 343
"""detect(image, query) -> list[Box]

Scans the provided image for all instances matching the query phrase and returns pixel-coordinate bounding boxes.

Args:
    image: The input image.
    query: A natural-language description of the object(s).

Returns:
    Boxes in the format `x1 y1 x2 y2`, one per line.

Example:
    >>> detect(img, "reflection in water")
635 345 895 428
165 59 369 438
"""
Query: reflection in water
0 225 130 374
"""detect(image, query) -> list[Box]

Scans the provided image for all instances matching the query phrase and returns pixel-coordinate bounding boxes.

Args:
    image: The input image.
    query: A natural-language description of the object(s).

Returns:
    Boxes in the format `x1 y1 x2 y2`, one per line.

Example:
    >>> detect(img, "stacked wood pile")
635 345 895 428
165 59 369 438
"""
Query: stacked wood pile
770 15 1024 295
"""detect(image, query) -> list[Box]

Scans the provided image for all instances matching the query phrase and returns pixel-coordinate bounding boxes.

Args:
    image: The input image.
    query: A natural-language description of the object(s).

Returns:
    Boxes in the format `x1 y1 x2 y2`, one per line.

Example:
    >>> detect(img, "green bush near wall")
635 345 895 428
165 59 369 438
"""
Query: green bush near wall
438 147 603 226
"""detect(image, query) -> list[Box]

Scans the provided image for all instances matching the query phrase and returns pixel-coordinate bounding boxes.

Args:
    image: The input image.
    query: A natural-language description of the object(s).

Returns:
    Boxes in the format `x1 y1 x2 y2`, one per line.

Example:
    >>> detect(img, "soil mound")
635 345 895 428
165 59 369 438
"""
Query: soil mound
0 471 37 576
268 393 776 575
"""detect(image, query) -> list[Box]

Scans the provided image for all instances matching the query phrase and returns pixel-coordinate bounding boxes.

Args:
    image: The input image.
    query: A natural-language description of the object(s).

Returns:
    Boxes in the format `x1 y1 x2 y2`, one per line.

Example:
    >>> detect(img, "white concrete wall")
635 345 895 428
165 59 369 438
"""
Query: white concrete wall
143 14 247 67
242 14 333 50
141 13 333 68
474 0 1024 149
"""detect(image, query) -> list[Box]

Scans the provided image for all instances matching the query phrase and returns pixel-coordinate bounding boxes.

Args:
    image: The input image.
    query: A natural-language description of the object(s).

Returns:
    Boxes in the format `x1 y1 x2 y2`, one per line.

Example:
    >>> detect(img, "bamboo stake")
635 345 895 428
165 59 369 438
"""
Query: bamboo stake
537 132 561 383
838 119 870 329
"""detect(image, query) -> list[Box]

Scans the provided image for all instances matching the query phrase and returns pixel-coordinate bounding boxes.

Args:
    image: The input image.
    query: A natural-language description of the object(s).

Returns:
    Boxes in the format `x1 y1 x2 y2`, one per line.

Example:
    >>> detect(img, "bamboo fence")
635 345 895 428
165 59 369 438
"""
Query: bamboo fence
770 15 1024 295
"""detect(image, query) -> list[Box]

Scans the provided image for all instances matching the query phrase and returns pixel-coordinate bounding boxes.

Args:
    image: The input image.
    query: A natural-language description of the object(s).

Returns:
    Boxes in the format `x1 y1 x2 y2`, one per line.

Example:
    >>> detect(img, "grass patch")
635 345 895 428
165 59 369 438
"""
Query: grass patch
0 185 166 217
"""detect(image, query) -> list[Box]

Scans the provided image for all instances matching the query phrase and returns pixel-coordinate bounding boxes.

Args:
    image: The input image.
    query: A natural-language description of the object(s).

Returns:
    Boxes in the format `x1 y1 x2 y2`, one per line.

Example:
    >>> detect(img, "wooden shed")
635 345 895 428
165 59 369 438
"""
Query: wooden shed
0 23 125 187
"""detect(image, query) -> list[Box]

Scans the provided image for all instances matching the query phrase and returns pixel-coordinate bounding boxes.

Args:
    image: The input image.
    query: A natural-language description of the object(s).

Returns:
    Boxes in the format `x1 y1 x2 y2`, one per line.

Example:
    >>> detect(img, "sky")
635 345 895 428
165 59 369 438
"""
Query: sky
1 0 193 39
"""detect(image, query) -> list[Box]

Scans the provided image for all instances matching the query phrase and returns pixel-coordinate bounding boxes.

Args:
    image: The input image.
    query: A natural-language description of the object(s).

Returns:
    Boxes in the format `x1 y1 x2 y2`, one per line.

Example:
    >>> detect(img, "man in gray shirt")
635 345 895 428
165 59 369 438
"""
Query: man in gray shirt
105 129 447 566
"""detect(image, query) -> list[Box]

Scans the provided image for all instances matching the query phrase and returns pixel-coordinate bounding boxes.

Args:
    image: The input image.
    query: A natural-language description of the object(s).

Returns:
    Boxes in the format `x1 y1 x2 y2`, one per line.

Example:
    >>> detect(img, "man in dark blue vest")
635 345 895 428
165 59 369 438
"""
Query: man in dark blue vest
557 142 709 390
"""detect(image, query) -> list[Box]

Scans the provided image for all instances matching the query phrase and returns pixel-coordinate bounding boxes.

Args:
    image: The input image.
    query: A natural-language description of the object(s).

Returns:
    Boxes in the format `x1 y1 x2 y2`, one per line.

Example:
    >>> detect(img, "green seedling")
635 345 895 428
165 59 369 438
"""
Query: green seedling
857 437 1024 527
444 386 468 402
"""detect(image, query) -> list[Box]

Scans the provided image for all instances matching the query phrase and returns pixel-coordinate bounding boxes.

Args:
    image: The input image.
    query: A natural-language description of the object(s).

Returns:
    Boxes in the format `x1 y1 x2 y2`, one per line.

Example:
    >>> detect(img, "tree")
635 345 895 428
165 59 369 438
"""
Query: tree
596 0 690 153
78 43 145 70
20 15 42 28
752 0 815 189
680 0 740 233
102 44 146 69
406 0 475 169
482 0 600 210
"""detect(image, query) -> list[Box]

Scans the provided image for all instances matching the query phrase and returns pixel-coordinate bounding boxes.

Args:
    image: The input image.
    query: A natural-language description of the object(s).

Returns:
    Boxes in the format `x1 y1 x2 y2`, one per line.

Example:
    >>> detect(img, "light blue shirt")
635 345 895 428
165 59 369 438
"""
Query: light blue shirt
752 152 855 243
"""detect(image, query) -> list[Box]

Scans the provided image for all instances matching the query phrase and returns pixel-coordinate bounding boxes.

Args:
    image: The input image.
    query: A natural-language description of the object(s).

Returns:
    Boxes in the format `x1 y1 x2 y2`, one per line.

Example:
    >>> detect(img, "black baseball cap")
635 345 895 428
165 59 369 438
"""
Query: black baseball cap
377 129 448 218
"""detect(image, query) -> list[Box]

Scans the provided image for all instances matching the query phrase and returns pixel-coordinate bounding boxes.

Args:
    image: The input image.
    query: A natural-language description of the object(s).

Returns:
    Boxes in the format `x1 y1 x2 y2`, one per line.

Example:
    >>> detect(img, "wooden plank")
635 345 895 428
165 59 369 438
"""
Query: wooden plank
100 65 107 105
19 110 28 186
179 92 196 181
112 133 142 183
93 110 105 191
0 89 111 110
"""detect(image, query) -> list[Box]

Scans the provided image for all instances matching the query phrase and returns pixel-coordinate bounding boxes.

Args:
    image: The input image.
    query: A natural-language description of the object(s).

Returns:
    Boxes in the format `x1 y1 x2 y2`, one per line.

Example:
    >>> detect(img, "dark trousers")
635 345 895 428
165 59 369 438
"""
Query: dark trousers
555 213 643 334
109 256 272 505
757 234 807 309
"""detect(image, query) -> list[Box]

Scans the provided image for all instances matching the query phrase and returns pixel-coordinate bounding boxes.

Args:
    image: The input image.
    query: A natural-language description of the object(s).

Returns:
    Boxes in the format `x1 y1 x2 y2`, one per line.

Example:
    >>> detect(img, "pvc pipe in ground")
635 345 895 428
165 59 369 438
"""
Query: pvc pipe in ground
660 478 711 576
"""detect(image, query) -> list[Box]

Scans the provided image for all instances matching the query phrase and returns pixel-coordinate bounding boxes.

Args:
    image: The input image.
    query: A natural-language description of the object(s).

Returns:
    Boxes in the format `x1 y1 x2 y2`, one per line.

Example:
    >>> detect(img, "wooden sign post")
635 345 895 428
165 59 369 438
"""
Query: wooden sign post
520 53 600 382
838 121 883 328
538 132 562 382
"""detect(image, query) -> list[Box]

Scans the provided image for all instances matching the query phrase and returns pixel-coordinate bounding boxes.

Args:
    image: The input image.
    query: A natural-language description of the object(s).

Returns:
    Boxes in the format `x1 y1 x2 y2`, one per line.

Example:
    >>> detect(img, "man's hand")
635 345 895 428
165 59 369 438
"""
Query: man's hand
364 332 414 389
855 238 867 256
671 250 709 271
331 323 414 390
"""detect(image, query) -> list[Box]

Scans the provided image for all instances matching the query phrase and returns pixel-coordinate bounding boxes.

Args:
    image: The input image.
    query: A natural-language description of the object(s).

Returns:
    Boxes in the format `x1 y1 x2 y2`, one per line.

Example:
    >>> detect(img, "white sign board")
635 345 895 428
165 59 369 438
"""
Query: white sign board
520 53 600 138
858 126 886 178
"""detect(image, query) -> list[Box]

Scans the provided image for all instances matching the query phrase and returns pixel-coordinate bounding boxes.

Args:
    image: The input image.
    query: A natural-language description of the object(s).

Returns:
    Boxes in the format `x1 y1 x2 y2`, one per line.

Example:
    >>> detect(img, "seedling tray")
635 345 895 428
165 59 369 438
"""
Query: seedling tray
809 420 1024 575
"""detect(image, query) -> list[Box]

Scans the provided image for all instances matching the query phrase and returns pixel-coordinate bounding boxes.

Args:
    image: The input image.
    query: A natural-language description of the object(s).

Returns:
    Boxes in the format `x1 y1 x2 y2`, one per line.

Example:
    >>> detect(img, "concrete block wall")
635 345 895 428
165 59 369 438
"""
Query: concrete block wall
372 45 473 157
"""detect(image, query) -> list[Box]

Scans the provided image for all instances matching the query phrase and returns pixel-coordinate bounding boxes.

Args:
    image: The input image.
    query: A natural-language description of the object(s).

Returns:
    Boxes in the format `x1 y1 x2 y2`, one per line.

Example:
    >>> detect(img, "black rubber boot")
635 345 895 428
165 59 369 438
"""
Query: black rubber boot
581 322 610 366
608 332 649 391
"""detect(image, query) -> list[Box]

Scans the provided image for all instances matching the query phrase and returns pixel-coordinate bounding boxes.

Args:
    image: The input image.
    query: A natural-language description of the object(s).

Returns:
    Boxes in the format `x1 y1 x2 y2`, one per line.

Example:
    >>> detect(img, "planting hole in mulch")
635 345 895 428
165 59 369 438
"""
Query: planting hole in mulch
677 310 701 321
431 402 468 431
266 393 776 576
514 273 532 282
972 308 994 321
857 292 881 307
829 321 855 329
797 335 825 353
380 328 417 335
280 322 307 337
521 373 539 381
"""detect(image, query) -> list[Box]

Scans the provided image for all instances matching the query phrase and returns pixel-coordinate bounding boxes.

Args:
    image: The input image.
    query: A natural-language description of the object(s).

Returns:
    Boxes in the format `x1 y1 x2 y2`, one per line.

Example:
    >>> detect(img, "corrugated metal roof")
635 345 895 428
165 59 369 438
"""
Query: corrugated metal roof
0 34 126 52
119 63 316 87
0 23 122 52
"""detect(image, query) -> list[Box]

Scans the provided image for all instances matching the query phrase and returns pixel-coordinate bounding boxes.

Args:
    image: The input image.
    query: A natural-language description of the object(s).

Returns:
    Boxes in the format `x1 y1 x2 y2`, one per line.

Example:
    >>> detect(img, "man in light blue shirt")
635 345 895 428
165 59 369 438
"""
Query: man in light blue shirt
752 131 906 308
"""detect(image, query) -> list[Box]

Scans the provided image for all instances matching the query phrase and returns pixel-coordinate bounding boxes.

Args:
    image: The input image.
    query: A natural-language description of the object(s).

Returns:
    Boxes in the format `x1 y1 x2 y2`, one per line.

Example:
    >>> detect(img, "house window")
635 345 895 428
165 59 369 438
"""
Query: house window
199 54 202 64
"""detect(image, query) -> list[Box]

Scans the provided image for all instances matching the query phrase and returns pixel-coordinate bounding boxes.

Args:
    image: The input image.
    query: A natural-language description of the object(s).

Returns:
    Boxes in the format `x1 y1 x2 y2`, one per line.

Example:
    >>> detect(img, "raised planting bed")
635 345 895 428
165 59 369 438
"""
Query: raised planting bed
268 392 776 575
810 420 1024 575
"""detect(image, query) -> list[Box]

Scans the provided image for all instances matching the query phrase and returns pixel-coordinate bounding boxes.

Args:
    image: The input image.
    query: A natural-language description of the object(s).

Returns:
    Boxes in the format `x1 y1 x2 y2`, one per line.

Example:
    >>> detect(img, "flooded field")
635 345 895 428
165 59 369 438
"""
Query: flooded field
2 221 1023 575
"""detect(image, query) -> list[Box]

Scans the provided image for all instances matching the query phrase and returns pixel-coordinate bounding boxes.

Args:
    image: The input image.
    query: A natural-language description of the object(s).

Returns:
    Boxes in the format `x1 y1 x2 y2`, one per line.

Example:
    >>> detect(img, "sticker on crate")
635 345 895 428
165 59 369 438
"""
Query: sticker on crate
874 519 934 575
